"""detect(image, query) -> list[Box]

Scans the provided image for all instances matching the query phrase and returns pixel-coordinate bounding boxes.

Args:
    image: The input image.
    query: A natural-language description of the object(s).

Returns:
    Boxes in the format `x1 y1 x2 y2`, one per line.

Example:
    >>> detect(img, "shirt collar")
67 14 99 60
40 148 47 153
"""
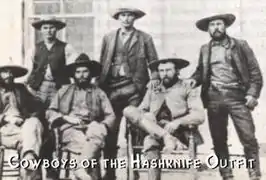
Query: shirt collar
211 37 230 49
119 27 135 36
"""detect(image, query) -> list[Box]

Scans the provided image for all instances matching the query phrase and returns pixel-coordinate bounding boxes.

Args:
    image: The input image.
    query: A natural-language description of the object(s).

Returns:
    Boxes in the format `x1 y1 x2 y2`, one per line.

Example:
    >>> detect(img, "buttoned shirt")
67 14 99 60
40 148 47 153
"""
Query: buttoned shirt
110 29 135 79
139 80 205 124
0 88 20 117
69 88 91 122
210 38 239 85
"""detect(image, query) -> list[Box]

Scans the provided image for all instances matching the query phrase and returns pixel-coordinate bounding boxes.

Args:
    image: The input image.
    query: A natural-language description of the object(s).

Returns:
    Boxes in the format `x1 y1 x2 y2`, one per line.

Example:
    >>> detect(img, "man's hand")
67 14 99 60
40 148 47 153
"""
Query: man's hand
245 95 258 110
147 79 161 90
63 115 81 125
5 115 24 126
164 121 180 134
183 78 197 88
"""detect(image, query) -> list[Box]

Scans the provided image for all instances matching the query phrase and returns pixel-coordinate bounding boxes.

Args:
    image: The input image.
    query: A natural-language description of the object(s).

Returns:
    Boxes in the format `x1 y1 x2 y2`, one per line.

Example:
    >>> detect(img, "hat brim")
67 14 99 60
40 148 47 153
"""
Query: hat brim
66 61 102 77
196 14 236 31
32 20 66 30
112 8 146 20
0 66 28 78
149 58 190 70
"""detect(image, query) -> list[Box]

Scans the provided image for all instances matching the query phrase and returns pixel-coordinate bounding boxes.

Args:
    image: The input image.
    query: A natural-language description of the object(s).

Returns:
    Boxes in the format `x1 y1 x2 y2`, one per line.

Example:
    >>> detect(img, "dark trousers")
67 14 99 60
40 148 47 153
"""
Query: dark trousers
104 82 143 180
207 85 261 179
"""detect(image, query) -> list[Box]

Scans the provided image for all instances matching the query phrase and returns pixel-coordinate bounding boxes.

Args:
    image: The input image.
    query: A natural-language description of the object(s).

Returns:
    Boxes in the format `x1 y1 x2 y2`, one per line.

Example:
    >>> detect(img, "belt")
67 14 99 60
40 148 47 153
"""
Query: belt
211 81 241 89
108 78 133 89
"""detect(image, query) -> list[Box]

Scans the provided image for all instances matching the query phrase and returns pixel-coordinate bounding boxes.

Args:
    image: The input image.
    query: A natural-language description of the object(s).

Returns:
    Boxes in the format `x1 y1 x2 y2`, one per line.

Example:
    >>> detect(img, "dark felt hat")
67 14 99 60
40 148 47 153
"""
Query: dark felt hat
149 58 190 70
112 8 146 20
0 65 28 78
196 13 236 31
66 53 102 77
32 17 66 30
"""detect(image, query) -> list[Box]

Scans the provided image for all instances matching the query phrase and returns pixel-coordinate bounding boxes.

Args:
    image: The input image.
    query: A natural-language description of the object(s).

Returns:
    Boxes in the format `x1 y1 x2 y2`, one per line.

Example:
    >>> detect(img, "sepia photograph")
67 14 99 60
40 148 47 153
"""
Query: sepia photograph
0 0 265 179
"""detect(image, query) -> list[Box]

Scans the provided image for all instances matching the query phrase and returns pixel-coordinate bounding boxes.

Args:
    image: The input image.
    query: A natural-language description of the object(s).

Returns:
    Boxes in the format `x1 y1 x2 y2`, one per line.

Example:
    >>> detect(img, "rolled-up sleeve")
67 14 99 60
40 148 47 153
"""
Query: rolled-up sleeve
173 87 205 125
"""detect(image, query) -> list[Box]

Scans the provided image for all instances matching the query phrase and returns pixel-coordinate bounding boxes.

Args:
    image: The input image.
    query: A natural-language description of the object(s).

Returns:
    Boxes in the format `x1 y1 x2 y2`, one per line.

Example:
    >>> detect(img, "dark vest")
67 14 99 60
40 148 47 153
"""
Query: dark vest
27 40 70 90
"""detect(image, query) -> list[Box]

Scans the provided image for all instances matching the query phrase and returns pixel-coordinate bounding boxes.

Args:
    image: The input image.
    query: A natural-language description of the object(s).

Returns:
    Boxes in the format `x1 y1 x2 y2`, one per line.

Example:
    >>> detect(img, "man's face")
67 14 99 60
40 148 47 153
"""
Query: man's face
158 62 179 87
0 69 14 85
74 66 91 86
118 12 136 28
40 24 57 40
208 19 226 40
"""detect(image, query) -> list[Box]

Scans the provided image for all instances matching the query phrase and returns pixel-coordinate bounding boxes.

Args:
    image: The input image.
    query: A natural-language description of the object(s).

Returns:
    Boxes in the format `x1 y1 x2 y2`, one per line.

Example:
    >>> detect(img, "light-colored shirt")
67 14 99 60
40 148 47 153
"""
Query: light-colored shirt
69 88 91 122
210 38 239 85
25 41 79 81
0 89 20 117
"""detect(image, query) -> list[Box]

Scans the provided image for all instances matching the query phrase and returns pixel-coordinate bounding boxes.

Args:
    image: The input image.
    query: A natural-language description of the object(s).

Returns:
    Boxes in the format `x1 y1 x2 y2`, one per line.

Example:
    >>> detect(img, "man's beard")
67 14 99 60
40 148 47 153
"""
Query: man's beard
162 75 178 88
0 78 14 88
210 30 226 41
74 77 91 88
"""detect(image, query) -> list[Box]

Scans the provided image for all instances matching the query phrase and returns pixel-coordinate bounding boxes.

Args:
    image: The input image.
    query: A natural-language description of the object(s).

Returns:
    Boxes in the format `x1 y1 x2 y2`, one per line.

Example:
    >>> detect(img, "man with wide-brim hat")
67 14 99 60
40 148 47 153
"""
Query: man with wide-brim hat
26 16 78 107
26 16 79 179
46 53 115 180
98 5 159 180
187 13 263 180
0 63 45 179
117 57 205 180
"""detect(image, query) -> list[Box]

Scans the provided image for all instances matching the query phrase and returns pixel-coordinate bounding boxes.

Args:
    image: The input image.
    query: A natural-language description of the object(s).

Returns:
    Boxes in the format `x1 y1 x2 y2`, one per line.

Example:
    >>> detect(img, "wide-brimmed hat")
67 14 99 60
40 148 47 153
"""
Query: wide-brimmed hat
66 53 102 77
196 13 236 31
149 58 190 70
32 17 66 30
112 7 146 20
0 65 28 78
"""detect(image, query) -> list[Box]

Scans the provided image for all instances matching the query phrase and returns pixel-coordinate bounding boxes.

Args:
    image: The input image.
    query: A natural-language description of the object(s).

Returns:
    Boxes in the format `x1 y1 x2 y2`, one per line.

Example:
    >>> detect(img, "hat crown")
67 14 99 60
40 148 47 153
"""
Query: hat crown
75 53 91 63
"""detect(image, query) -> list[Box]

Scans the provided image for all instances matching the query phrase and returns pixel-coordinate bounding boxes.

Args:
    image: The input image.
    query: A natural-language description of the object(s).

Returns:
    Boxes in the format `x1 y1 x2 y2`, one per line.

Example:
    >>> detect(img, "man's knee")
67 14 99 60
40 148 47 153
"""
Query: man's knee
143 135 161 154
123 106 142 124
123 106 156 124
23 117 43 133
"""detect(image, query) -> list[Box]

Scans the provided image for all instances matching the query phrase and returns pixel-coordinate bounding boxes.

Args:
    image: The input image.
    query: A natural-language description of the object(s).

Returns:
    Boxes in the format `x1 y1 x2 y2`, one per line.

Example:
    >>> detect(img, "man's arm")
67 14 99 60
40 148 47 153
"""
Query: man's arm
172 87 205 126
190 47 204 87
145 36 159 80
45 91 64 127
241 40 263 98
98 89 116 131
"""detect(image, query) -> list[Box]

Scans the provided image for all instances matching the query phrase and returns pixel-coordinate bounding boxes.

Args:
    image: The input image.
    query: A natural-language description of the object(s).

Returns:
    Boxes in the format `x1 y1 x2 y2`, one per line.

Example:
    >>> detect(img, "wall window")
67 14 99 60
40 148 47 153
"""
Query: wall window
24 0 95 63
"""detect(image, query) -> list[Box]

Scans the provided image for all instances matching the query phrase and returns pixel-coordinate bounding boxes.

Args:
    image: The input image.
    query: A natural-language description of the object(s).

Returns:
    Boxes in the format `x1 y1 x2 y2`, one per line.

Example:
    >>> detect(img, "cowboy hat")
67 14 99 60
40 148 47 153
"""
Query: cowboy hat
149 58 190 70
0 65 28 78
112 7 146 20
66 53 102 77
196 13 236 31
32 17 66 30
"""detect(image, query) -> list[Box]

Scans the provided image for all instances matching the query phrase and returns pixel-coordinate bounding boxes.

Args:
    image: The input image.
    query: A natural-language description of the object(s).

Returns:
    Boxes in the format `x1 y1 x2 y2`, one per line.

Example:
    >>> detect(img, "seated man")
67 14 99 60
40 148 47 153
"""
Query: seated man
0 63 44 179
118 57 205 180
46 53 116 180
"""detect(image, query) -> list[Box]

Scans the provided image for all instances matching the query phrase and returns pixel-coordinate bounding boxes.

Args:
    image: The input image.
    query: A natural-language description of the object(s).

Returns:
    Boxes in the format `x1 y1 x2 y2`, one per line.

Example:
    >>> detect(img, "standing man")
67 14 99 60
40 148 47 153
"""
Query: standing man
99 7 159 180
46 53 115 180
0 63 44 179
26 17 78 179
187 14 263 180
26 17 78 108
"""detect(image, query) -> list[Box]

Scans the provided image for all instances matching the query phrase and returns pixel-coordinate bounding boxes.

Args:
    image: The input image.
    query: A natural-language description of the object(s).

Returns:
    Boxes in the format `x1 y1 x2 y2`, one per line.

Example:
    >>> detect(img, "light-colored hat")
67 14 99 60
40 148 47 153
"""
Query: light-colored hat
196 13 236 31
112 7 146 20
32 17 66 30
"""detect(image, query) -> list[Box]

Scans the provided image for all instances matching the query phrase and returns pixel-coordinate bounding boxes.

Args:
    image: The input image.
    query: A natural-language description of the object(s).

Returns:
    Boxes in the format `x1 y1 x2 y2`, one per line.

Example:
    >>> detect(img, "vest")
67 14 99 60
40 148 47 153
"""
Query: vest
27 40 70 90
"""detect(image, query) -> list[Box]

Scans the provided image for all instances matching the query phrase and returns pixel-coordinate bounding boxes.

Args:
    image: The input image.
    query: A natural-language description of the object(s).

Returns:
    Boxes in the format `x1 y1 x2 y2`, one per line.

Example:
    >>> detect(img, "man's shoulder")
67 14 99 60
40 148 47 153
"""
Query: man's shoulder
104 29 119 38
57 84 74 94
230 37 248 46
135 29 153 40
